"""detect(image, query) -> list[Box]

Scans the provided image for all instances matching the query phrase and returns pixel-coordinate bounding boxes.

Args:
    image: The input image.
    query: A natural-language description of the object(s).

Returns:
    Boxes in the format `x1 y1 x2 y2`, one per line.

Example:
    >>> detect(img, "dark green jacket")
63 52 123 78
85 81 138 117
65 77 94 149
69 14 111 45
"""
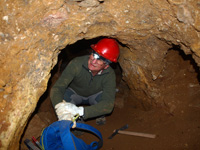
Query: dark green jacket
50 55 116 119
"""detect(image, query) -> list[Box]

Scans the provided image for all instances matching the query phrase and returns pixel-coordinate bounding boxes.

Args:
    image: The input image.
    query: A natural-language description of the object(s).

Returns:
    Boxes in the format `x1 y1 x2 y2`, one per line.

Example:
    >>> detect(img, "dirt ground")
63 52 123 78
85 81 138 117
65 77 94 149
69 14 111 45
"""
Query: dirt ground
20 49 200 150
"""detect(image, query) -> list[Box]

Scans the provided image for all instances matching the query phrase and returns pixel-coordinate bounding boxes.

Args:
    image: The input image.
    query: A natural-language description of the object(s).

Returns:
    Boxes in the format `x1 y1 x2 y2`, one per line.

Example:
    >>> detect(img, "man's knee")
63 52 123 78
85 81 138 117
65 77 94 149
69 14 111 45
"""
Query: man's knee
69 94 82 105
89 92 102 105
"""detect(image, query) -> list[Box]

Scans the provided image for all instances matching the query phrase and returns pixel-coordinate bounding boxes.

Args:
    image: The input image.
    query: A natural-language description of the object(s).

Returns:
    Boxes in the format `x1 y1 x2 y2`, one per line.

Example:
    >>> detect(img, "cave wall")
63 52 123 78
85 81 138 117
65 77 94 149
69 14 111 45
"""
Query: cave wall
0 0 200 149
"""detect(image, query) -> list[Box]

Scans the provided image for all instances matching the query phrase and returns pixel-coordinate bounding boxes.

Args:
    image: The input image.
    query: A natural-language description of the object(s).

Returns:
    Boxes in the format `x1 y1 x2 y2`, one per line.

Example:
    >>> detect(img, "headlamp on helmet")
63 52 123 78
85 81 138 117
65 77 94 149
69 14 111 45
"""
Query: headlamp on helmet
92 51 111 65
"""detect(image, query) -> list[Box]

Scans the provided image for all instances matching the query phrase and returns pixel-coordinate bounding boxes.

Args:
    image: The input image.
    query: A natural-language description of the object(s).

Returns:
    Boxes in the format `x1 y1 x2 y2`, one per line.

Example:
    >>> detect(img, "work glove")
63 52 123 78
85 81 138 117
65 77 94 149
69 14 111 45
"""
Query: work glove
55 100 84 117
57 112 74 121
55 101 73 120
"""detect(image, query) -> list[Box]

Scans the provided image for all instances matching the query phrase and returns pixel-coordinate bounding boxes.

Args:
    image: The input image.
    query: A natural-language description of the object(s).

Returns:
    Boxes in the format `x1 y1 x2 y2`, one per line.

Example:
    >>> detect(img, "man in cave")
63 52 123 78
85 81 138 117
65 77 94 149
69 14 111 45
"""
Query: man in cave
50 38 120 125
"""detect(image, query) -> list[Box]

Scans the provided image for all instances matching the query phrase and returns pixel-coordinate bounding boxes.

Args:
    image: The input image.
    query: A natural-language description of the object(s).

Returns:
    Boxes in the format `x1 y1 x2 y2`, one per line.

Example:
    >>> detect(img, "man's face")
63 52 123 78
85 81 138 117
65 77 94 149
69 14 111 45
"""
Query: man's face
88 53 109 72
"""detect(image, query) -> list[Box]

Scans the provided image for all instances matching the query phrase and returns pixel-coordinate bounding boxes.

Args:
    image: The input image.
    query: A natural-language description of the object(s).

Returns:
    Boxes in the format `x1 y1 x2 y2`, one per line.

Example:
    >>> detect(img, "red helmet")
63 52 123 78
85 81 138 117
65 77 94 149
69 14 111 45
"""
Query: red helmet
91 38 119 63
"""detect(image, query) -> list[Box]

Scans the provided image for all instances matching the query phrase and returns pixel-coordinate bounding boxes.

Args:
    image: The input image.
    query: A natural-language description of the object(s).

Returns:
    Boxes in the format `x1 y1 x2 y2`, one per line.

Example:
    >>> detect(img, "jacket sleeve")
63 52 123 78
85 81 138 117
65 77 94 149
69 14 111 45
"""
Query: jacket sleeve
50 59 78 107
84 69 116 119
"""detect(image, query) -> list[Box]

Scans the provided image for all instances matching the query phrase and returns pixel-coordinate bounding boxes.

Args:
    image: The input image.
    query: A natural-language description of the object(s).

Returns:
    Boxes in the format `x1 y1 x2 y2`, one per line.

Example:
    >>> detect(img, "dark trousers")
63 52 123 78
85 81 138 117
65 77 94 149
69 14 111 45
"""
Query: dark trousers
63 88 103 106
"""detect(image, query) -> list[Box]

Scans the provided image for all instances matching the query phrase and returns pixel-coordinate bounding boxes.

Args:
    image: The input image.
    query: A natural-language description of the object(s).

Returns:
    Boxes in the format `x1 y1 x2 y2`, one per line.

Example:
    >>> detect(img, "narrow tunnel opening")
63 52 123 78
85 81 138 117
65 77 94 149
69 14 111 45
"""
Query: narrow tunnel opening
20 37 126 149
169 44 200 82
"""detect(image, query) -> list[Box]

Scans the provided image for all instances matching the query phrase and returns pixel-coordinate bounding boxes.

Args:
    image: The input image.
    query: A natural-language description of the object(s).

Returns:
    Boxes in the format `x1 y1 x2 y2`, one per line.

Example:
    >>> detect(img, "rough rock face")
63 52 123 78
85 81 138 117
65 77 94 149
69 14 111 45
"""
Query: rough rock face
0 0 199 149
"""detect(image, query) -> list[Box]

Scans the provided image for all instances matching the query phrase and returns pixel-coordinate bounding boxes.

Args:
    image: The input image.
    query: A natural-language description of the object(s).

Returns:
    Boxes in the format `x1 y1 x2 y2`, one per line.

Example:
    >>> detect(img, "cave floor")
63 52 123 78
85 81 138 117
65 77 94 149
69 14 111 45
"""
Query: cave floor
20 50 200 150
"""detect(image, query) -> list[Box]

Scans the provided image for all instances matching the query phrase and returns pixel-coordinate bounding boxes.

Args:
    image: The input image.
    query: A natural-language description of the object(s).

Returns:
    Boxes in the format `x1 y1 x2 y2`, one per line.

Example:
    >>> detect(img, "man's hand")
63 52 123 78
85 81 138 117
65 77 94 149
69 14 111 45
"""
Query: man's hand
55 100 84 118
54 101 73 120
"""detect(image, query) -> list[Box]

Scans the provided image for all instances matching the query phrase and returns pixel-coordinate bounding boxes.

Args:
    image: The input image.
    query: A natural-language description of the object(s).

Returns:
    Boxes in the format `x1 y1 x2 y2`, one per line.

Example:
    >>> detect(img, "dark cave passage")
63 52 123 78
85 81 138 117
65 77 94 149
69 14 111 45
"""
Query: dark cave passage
36 37 124 111
168 44 200 82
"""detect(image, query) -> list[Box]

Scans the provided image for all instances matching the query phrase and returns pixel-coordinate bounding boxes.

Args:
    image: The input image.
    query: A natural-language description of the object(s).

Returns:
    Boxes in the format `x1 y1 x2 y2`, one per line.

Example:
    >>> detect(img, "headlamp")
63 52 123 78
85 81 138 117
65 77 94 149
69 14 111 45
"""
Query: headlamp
92 51 111 65
93 53 100 60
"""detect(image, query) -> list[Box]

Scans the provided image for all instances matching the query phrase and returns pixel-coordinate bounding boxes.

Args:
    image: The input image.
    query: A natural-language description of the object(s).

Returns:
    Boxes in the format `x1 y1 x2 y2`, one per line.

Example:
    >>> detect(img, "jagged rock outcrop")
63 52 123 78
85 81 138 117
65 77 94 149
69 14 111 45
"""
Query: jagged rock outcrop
0 0 199 149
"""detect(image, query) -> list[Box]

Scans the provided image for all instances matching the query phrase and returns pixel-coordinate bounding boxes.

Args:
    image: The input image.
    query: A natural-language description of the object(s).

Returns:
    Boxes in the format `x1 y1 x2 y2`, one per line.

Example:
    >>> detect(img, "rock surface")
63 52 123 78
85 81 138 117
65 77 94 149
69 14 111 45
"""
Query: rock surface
0 0 199 149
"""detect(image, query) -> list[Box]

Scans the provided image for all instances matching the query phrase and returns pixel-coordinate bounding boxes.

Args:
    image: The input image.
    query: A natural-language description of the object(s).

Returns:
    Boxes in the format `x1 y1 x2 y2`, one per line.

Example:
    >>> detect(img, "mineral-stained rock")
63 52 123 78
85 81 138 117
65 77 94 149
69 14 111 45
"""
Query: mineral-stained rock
0 0 199 149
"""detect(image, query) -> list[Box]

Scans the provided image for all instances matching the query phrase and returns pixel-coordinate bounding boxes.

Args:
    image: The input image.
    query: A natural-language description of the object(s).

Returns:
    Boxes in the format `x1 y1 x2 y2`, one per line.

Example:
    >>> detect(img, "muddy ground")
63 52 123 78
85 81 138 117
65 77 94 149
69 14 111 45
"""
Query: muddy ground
20 49 200 150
